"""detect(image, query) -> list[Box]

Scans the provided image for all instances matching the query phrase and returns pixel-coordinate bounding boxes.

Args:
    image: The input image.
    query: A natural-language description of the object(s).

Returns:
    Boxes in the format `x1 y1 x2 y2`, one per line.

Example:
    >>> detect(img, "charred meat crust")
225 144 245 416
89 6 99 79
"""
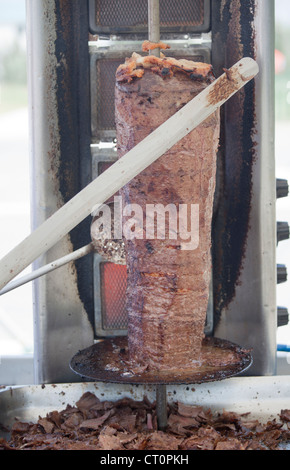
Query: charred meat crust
116 52 215 84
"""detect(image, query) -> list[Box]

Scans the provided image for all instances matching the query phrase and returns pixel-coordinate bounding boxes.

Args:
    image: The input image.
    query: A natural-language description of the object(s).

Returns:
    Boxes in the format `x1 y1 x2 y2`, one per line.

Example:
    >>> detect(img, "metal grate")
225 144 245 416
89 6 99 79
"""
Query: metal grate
100 263 128 329
95 58 123 131
89 0 210 34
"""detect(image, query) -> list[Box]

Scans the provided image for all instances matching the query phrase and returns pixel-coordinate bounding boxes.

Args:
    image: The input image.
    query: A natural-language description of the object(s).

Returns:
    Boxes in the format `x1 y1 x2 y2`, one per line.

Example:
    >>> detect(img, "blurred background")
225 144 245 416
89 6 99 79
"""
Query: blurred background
0 0 32 363
0 1 289 382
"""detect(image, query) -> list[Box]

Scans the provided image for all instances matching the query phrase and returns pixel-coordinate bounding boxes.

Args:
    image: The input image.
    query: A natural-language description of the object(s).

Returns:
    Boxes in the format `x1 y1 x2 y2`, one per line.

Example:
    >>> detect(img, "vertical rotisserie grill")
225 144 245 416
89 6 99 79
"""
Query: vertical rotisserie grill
2 0 278 416
0 0 285 447
71 2 256 428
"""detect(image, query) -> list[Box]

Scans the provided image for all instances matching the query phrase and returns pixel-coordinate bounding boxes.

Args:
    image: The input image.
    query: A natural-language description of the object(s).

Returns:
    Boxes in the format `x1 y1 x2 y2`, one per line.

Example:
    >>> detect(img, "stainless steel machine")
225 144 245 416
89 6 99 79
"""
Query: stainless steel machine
24 0 288 387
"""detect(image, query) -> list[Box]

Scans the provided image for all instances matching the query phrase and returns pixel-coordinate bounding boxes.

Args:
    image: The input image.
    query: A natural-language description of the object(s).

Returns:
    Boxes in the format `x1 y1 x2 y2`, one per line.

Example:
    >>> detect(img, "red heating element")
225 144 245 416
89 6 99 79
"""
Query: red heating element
97 160 128 331
100 262 128 330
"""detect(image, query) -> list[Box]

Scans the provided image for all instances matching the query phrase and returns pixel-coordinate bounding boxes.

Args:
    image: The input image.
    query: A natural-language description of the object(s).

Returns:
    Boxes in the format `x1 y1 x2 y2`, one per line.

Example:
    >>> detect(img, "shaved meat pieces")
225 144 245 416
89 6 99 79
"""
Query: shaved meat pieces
281 409 290 422
116 52 214 83
1 392 290 451
142 40 171 52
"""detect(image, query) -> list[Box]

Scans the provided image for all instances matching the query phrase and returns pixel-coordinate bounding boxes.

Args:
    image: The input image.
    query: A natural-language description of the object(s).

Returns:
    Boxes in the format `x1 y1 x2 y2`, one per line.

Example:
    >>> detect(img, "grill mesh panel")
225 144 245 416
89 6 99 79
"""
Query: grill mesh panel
93 0 205 29
101 263 128 329
95 58 123 131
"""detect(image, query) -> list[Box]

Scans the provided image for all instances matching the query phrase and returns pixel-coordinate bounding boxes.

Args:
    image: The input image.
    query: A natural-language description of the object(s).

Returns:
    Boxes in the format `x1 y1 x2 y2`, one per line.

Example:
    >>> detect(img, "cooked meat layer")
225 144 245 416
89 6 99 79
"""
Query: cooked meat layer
115 59 220 371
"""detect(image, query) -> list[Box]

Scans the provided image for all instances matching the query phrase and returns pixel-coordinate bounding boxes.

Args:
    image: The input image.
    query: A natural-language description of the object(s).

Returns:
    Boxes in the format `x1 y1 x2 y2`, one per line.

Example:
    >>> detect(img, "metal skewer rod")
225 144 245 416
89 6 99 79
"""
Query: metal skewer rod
0 243 94 296
148 0 160 57
156 384 168 430
148 0 168 430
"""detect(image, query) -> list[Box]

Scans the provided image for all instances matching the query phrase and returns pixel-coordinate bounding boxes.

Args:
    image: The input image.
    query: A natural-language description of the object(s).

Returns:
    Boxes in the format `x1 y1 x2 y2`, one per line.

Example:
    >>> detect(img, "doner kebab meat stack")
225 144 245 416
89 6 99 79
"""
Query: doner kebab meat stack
114 42 220 372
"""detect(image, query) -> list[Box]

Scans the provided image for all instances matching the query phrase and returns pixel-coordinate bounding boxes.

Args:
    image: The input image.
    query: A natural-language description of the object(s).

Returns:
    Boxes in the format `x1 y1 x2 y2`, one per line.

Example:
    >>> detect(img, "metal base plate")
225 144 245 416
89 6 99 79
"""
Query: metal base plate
70 336 252 385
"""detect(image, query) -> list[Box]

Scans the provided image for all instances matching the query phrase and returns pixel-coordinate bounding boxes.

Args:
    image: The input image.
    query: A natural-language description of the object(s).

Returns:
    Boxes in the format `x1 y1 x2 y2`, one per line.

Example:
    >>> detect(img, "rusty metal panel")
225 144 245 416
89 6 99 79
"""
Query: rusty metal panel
26 0 94 384
211 0 277 376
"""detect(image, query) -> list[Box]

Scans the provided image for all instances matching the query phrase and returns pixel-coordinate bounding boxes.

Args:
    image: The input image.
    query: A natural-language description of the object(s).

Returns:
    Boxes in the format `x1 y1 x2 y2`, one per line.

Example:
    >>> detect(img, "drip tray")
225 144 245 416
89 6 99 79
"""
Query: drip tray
70 336 252 384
